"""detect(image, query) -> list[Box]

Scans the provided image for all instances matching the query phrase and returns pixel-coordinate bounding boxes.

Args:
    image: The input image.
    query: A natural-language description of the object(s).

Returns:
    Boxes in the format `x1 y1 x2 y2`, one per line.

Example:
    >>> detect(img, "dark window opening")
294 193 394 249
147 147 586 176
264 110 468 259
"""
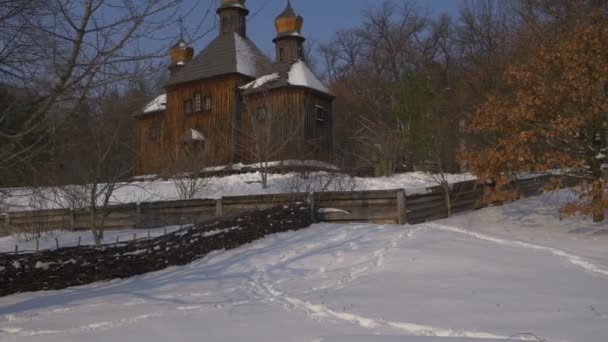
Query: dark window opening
193 93 202 112
148 126 159 140
222 18 228 33
203 96 212 111
279 48 285 62
184 100 193 115
256 106 267 121
315 105 327 125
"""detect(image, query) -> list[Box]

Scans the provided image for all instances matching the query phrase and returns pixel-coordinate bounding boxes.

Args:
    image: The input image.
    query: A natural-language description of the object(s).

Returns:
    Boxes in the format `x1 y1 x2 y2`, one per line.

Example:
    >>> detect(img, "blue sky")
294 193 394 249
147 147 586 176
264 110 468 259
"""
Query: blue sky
183 0 462 58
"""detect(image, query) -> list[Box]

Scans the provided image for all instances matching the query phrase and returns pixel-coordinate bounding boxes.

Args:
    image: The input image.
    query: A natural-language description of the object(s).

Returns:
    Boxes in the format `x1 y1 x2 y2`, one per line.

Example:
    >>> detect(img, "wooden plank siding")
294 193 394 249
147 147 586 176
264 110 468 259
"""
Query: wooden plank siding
166 75 242 167
239 87 333 163
135 112 165 173
136 74 334 175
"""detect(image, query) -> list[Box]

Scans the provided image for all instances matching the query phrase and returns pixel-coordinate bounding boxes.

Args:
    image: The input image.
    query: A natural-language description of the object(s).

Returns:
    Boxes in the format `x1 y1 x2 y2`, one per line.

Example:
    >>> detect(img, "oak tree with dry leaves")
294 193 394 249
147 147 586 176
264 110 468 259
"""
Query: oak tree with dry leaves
462 17 608 222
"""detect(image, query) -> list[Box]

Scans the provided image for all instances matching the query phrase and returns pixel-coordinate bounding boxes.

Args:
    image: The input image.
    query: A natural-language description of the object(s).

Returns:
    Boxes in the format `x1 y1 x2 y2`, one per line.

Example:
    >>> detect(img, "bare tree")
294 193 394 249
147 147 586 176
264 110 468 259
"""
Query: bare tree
161 138 212 200
0 0 214 187
239 89 307 189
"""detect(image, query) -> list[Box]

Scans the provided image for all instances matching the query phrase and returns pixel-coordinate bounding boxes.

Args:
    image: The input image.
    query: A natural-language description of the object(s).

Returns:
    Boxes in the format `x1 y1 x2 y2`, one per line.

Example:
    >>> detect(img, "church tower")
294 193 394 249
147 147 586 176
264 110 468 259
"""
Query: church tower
218 0 249 36
273 1 305 63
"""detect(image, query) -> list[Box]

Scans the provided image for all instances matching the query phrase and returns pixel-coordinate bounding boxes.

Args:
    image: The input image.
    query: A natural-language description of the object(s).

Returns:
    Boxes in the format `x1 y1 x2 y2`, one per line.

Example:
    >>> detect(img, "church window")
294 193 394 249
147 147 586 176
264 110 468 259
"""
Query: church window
279 48 285 62
256 106 267 121
315 105 326 125
193 93 202 112
148 125 159 140
203 96 212 111
184 100 193 115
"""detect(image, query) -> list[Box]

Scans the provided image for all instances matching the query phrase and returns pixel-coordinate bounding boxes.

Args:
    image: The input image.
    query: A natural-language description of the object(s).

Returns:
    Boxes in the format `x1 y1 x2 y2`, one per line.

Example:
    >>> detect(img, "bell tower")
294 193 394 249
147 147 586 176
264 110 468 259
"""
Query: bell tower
273 1 305 63
218 0 249 36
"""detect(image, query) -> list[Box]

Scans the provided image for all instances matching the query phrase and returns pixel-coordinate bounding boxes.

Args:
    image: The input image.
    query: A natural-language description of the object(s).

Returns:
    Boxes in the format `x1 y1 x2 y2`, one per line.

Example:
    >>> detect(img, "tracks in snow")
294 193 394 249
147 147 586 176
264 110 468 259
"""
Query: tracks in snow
425 223 608 277
247 224 516 340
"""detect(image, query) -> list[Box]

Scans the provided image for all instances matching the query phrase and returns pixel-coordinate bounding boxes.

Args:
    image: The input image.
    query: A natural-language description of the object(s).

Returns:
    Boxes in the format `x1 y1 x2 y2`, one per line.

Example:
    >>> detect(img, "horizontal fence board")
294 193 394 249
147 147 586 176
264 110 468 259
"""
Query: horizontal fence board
321 218 398 225
406 195 445 206
315 190 400 201
222 193 307 204
140 199 217 209
317 198 396 207
318 206 397 221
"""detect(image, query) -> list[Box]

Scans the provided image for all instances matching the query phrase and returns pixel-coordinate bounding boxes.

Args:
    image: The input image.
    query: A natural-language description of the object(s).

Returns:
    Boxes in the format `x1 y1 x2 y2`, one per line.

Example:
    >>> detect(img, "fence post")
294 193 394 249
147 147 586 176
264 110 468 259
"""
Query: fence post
70 209 76 231
215 198 223 217
135 203 142 228
397 189 407 225
308 192 316 223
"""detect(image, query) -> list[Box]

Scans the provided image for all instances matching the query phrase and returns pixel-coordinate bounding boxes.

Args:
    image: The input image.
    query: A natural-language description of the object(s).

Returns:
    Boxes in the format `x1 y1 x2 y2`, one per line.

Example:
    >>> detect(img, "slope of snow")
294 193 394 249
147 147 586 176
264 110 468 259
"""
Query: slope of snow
234 33 258 77
288 60 331 94
2 171 475 212
189 129 205 141
1 210 607 341
142 94 166 114
240 73 280 89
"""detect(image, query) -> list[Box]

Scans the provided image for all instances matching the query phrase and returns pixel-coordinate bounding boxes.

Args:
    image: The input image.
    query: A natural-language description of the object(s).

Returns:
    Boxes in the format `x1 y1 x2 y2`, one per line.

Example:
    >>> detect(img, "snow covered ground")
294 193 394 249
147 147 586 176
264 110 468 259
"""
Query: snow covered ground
0 226 186 254
2 171 474 212
1 191 607 342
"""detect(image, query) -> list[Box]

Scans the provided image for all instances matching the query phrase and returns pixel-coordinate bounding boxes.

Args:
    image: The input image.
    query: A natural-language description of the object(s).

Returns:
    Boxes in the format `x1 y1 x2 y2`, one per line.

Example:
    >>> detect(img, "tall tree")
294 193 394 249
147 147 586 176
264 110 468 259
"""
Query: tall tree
463 17 608 222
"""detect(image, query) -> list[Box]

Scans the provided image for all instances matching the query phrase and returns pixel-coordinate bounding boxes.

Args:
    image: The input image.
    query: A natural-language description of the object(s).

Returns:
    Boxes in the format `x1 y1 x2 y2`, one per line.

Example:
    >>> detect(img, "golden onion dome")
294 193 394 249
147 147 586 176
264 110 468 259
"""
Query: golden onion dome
169 37 194 64
275 1 303 35
219 0 246 11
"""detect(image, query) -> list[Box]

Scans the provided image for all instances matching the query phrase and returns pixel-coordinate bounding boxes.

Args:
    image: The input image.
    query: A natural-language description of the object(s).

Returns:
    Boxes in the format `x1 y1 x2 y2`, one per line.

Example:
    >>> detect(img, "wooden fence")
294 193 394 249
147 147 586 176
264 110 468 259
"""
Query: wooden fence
0 174 580 237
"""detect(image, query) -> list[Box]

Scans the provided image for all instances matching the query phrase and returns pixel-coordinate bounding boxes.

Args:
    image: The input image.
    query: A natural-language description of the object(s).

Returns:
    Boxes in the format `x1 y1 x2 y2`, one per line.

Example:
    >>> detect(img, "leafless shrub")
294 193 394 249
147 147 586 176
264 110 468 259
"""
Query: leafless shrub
285 162 358 194
161 142 213 200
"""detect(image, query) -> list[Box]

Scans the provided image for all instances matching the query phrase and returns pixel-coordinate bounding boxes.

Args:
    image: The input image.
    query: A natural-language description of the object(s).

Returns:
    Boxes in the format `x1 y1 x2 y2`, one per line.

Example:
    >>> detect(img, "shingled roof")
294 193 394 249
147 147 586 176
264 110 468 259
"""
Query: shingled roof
166 33 273 86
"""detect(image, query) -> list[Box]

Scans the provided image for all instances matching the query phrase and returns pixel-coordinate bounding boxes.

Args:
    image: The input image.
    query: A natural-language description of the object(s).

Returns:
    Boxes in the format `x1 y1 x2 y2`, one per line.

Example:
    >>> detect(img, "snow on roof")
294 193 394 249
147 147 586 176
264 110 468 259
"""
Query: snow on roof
142 94 167 114
234 33 257 78
190 129 205 141
240 73 280 90
287 60 331 94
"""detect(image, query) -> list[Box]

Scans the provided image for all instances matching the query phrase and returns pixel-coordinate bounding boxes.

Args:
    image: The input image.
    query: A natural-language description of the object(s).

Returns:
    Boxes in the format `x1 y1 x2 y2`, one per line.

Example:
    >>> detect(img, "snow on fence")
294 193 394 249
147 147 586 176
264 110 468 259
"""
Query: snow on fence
0 174 582 240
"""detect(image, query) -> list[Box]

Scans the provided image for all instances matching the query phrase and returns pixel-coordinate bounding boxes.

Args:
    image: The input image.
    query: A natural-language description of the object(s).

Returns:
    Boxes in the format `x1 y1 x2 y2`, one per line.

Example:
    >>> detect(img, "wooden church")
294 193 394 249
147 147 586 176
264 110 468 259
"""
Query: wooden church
135 0 334 174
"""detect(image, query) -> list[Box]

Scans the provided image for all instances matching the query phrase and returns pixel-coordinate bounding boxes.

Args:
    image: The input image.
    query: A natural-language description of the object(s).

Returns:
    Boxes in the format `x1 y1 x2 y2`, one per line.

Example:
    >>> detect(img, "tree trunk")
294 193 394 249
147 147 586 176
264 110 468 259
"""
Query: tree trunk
592 181 605 223
90 209 101 245
591 160 605 223
262 171 268 189
442 181 452 217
